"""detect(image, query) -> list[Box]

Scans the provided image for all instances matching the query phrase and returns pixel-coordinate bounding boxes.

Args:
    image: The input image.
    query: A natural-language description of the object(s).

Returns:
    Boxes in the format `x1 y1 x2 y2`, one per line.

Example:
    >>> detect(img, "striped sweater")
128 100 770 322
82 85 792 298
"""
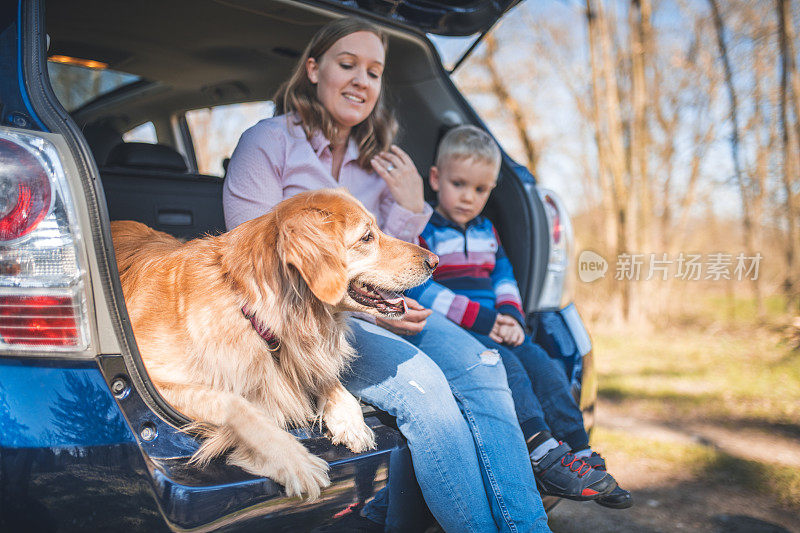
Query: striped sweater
406 210 525 335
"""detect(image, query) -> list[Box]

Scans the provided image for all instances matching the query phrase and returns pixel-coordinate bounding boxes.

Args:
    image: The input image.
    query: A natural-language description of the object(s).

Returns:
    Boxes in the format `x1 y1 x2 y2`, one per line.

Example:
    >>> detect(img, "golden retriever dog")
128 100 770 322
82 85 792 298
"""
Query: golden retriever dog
111 188 438 500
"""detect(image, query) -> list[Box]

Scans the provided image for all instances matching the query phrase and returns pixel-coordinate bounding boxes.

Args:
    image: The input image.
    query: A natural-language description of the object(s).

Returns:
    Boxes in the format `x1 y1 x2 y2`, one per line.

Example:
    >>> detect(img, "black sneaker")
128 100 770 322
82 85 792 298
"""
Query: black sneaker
583 451 634 509
532 442 617 501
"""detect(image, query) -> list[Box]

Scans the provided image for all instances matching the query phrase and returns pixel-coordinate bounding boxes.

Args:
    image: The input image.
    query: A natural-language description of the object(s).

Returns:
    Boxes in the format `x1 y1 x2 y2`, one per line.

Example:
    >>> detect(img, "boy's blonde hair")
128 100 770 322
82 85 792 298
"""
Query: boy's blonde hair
435 125 501 172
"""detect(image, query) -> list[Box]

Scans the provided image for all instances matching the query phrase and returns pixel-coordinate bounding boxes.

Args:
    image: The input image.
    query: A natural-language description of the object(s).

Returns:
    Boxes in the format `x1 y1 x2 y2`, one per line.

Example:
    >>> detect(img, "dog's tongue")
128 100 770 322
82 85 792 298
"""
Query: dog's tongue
376 288 407 313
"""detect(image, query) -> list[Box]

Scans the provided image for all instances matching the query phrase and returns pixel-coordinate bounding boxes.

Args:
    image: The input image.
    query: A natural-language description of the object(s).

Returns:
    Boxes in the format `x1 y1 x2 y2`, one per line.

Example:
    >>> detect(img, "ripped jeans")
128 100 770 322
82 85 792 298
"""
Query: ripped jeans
343 312 550 533
468 333 590 452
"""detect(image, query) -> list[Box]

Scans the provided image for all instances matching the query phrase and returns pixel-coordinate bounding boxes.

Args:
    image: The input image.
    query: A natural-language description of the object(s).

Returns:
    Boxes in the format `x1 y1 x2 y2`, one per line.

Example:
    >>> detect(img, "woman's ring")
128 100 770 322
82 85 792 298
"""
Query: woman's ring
386 164 395 173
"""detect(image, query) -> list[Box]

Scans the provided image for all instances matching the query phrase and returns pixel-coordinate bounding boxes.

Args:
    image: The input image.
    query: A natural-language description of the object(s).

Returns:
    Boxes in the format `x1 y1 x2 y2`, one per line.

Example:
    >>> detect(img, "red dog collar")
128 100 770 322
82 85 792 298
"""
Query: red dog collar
241 306 281 352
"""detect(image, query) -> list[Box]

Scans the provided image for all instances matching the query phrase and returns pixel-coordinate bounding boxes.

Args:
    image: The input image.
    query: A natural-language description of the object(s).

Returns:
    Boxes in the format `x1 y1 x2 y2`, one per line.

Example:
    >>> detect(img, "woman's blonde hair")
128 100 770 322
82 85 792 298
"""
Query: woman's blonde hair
274 17 397 169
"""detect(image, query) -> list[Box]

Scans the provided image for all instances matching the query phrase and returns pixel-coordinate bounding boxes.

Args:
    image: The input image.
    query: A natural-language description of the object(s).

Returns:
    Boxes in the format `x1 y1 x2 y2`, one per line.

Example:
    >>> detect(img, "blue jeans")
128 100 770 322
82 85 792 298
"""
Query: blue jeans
468 333 589 452
343 313 550 533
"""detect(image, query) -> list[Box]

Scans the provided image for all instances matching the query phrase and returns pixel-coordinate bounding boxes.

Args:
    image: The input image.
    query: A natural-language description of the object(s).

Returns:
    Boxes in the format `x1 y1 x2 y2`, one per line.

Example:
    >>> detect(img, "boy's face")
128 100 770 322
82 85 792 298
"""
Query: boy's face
430 157 497 228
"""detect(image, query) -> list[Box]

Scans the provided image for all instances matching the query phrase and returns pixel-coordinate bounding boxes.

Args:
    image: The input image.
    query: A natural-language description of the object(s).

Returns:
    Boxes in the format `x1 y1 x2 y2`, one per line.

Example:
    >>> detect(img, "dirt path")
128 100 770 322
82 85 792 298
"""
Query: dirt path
548 400 800 533
600 405 800 469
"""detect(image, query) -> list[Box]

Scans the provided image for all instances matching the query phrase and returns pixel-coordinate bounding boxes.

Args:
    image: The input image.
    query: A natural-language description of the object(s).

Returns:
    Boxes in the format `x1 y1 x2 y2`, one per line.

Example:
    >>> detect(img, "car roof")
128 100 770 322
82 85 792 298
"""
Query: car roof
45 0 447 125
318 0 521 36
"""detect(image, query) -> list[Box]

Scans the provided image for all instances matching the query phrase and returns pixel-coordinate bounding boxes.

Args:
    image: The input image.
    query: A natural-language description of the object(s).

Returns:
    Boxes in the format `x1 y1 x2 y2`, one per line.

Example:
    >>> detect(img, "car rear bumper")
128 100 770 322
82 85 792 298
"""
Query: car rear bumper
0 356 399 531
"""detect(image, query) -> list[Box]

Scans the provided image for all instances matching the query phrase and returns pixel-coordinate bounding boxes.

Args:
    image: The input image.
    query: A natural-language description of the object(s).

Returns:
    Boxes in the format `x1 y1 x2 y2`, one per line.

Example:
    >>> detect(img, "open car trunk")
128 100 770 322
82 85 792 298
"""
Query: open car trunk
37 0 552 527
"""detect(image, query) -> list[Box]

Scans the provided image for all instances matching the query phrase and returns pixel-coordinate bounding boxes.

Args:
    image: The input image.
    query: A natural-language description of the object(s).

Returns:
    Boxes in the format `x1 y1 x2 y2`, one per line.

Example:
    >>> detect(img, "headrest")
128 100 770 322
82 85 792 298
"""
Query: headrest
106 142 188 172
82 122 124 166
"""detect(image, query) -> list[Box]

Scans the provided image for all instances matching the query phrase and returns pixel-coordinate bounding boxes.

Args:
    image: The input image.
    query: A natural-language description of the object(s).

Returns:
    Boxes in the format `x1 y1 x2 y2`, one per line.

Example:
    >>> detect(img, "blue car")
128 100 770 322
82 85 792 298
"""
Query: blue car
0 0 596 530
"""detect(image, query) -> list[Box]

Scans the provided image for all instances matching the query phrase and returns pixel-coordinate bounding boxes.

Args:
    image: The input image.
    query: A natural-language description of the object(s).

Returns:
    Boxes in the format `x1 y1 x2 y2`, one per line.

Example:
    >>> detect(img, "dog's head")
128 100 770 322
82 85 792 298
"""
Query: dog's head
272 188 437 317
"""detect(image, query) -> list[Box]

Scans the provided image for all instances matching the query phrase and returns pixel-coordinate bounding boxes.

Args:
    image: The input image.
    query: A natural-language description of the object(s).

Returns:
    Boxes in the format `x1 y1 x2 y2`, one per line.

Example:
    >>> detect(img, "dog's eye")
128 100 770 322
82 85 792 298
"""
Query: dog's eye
361 231 373 243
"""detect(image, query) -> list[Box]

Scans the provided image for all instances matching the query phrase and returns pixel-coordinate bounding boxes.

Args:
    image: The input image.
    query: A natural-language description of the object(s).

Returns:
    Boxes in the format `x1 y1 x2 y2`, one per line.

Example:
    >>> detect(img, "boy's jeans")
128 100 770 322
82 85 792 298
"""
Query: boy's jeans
343 313 551 533
468 333 590 452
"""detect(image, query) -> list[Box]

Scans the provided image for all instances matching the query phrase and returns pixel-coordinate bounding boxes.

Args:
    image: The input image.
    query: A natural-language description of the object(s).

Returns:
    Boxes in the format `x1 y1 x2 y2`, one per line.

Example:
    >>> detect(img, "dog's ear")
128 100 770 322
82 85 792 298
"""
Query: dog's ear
279 208 348 305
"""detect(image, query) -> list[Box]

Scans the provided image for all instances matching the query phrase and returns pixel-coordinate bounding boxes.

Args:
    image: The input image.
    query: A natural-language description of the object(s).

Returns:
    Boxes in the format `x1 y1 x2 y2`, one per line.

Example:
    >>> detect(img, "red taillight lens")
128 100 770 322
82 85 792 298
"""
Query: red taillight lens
0 138 52 241
0 295 80 347
544 195 562 245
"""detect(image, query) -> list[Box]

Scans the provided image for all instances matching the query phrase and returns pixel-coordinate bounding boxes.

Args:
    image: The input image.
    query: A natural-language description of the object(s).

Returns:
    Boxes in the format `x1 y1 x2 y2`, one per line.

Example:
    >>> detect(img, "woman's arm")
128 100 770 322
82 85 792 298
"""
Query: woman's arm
377 191 433 243
373 145 432 242
222 122 287 231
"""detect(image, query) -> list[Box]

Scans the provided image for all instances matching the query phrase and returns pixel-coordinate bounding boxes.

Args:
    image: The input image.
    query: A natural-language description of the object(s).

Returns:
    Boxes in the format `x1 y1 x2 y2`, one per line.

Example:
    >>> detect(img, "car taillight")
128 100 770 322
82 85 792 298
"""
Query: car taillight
0 129 91 352
0 138 53 241
537 188 574 310
0 295 79 346
544 195 562 246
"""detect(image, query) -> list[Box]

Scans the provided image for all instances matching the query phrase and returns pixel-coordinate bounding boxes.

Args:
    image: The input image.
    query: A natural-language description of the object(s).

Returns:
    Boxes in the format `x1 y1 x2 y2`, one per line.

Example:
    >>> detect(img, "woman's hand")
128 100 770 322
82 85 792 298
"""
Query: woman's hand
371 145 426 214
375 296 432 336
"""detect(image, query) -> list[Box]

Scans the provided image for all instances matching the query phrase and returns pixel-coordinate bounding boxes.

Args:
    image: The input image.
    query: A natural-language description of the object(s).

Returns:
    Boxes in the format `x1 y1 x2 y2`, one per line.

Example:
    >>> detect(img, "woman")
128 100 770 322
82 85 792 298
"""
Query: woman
223 17 550 533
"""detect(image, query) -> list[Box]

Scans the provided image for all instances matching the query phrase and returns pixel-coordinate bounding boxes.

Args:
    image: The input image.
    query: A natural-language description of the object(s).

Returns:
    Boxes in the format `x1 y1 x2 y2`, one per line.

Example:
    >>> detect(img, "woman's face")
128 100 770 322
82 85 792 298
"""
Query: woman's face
306 31 385 135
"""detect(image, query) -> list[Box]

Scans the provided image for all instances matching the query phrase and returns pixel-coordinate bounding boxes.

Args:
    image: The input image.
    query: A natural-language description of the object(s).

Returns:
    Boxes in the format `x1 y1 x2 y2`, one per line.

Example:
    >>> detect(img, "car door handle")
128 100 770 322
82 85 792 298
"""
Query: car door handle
157 209 193 226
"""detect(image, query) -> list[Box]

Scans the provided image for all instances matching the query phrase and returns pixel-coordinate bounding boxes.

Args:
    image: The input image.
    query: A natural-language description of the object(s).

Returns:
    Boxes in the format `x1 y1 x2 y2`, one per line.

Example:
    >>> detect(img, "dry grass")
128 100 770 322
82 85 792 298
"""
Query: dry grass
588 294 800 511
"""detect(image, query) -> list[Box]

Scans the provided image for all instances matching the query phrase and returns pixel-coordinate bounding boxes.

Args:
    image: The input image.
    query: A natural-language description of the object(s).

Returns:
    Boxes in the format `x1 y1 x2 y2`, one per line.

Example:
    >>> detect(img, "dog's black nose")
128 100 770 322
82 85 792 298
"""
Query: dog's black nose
425 253 439 272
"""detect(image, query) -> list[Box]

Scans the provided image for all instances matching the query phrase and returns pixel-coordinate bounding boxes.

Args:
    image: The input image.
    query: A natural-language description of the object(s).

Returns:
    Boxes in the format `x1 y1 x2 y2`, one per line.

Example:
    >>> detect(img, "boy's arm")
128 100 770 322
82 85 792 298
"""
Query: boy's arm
406 279 498 335
490 227 526 328
406 236 498 335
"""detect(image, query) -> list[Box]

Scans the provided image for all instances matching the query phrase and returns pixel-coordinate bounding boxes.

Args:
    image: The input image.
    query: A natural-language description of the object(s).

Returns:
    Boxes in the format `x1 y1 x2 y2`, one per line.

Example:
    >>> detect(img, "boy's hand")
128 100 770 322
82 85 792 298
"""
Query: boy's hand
489 314 506 344
489 314 522 345
492 314 525 347
376 297 432 337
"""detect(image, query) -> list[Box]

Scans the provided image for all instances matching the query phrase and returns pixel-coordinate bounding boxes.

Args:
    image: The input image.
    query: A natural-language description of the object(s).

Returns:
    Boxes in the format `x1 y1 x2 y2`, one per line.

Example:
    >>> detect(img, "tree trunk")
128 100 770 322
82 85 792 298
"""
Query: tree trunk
777 0 800 309
586 1 620 254
597 0 636 320
588 0 634 322
709 0 761 316
630 0 653 254
749 34 770 318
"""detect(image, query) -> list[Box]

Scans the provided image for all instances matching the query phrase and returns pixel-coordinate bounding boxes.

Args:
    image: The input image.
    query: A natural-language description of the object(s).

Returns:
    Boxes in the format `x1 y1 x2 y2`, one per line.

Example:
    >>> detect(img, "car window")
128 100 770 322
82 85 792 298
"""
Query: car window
123 122 157 144
47 60 141 112
185 102 275 177
428 33 481 72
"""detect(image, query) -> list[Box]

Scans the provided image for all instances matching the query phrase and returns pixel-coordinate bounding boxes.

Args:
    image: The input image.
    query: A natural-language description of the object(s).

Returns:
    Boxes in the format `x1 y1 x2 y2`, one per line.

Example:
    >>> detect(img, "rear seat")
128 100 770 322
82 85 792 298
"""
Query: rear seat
98 141 226 239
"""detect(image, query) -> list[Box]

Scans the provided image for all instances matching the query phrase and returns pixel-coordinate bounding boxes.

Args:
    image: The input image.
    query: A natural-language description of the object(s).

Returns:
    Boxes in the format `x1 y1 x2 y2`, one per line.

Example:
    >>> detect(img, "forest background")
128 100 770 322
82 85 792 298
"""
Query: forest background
453 1 800 529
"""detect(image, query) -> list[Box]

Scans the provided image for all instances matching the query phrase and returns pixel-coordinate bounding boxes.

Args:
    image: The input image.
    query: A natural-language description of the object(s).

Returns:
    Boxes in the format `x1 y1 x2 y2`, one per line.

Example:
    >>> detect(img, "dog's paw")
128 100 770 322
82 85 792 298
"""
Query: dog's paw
329 419 376 453
278 449 331 501
230 444 330 501
323 389 377 453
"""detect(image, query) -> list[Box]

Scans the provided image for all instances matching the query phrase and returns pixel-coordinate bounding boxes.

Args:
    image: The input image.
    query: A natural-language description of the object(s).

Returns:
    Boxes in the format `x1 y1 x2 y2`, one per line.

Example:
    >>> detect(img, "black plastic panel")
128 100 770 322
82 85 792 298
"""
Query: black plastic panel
101 170 226 239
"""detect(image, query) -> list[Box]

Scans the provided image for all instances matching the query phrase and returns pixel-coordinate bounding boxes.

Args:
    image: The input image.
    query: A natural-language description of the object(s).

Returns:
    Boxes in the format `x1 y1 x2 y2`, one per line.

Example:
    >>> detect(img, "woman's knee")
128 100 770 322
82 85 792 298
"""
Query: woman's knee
389 353 458 407
347 327 455 403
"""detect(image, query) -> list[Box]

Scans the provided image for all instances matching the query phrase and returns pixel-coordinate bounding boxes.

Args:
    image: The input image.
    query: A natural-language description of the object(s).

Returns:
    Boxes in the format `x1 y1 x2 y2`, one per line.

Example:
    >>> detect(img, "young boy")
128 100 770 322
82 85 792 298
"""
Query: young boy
407 125 632 509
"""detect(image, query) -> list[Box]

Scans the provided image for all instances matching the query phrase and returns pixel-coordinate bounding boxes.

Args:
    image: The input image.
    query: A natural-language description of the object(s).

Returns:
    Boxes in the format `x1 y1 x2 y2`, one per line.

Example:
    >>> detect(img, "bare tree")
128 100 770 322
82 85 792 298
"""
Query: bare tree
777 0 800 308
709 0 763 315
630 0 654 254
456 0 796 323
586 0 640 321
